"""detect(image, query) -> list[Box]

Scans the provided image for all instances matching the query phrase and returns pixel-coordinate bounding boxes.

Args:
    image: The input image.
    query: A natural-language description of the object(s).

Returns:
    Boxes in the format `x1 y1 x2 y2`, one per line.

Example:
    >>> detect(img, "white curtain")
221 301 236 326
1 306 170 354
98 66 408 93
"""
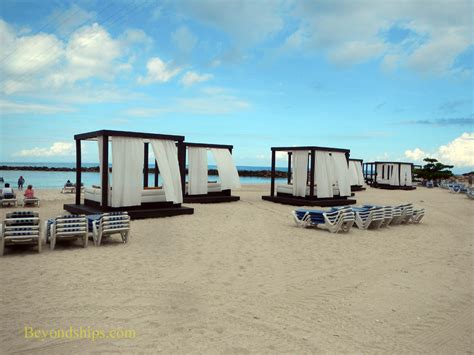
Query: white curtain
400 164 412 186
97 137 110 200
188 147 208 195
389 164 400 186
349 161 359 186
315 151 333 198
331 153 351 197
355 161 365 185
376 164 388 183
150 139 183 204
111 137 143 207
211 149 241 190
291 151 309 197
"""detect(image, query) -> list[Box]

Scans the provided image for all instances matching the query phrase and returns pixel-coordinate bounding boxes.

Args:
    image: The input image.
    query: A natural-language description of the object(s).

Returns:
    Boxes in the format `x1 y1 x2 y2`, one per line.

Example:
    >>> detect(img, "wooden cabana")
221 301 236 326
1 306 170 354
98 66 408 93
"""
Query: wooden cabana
261 146 356 206
183 142 240 203
64 129 194 219
363 161 416 190
349 158 366 192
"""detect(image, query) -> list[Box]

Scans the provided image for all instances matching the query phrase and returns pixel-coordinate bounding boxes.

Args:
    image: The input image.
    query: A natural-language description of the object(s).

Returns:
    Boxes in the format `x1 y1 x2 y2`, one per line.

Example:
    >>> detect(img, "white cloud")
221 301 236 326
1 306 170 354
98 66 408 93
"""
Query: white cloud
404 147 426 161
174 0 285 46
284 0 472 74
0 99 75 114
14 142 74 157
180 71 213 86
171 26 197 54
138 57 181 84
405 133 474 167
438 132 474 167
48 4 96 36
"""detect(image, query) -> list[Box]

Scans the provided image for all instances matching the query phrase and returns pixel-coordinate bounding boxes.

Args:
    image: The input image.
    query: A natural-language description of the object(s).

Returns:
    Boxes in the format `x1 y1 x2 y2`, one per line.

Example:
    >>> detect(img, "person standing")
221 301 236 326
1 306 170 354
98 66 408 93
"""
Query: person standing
18 176 25 190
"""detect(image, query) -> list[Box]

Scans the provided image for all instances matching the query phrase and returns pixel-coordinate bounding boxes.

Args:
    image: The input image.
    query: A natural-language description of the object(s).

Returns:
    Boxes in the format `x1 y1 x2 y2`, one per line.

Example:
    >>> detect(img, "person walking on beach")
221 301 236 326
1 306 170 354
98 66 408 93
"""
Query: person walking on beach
18 176 25 190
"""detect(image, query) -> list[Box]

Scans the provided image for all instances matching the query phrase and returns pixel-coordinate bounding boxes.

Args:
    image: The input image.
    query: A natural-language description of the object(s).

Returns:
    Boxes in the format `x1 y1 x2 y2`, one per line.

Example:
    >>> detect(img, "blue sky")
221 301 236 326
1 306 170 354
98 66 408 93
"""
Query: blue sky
0 0 472 171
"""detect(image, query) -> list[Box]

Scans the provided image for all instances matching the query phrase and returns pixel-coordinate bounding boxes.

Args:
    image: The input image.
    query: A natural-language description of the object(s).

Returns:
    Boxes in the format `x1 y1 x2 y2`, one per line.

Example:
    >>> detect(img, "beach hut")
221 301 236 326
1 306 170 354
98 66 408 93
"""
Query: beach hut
183 142 241 203
363 161 415 190
64 130 194 219
261 146 356 206
349 158 366 191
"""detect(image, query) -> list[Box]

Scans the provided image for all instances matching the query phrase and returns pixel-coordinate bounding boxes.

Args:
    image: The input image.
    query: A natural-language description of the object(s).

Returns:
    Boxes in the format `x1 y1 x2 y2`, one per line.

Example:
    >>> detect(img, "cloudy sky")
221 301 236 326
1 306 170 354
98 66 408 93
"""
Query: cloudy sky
0 0 472 171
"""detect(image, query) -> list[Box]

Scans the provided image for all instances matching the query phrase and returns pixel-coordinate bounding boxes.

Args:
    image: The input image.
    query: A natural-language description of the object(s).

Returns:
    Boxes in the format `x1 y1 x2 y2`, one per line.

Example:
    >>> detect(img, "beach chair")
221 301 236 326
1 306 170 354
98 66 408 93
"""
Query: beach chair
352 206 385 230
23 197 40 207
0 211 41 256
47 214 88 250
466 188 474 200
362 205 395 227
292 206 355 233
411 208 425 224
1 193 18 207
61 185 75 194
397 203 414 224
92 212 130 246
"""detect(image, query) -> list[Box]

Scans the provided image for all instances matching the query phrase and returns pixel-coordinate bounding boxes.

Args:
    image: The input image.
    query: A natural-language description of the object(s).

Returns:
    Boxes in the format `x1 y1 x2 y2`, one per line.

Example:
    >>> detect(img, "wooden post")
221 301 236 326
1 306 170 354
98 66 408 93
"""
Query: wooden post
177 142 186 199
75 139 81 205
143 142 149 188
154 160 159 187
287 152 292 184
101 135 109 208
309 150 315 197
270 150 276 197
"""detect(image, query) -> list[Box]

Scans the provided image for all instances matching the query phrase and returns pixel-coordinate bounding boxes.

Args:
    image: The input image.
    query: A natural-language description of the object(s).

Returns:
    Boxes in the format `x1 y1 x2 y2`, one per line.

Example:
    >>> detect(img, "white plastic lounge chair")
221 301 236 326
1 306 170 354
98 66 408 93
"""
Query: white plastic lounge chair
397 203 414 224
0 211 41 256
61 185 75 194
411 208 425 223
292 206 355 233
1 193 18 207
47 214 88 250
352 206 385 230
466 188 474 200
92 212 130 246
363 205 395 227
23 197 40 207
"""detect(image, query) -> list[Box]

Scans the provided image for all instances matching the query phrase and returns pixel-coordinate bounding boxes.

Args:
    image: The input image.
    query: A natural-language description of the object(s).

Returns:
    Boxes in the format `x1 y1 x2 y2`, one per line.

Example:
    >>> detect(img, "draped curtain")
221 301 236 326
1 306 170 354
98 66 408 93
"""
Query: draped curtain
291 151 309 197
400 164 412 186
150 139 183 204
389 164 400 186
188 147 208 195
331 153 351 197
97 137 110 205
376 163 388 183
111 137 143 207
349 161 359 186
355 161 365 185
211 149 241 190
314 151 333 198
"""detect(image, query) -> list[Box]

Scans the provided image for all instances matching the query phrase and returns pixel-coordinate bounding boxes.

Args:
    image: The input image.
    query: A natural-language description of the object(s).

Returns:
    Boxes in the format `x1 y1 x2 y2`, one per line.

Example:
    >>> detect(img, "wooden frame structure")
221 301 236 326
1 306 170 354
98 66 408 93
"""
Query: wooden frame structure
261 146 356 206
363 161 416 190
182 142 240 203
349 158 366 192
64 130 194 219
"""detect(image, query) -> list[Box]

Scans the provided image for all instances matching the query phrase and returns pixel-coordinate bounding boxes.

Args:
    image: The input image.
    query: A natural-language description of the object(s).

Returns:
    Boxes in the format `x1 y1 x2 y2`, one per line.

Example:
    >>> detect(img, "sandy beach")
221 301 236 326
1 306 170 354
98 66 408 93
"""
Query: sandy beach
0 184 472 353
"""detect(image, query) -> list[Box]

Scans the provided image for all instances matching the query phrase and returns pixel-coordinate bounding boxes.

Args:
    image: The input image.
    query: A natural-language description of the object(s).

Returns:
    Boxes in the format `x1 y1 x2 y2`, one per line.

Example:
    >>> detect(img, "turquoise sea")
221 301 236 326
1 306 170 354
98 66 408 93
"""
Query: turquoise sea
0 162 286 188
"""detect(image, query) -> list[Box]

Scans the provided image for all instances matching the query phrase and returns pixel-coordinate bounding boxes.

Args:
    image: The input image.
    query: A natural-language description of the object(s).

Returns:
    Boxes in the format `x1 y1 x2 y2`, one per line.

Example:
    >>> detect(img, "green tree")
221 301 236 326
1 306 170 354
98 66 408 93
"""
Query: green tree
414 158 454 181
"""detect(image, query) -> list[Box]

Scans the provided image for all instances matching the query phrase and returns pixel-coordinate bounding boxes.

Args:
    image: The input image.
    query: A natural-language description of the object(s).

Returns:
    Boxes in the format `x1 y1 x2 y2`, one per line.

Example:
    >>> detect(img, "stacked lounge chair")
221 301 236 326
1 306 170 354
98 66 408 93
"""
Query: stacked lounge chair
91 212 130 246
466 188 474 200
292 206 355 233
0 211 41 256
352 206 385 230
47 215 88 250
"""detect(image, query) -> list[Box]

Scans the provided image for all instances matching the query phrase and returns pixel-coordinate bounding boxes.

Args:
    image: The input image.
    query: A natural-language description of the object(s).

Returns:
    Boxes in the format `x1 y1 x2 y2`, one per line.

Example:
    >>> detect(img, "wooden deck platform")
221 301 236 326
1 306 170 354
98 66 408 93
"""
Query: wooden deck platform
262 195 356 207
183 195 240 204
371 184 416 190
64 203 194 219
351 186 367 192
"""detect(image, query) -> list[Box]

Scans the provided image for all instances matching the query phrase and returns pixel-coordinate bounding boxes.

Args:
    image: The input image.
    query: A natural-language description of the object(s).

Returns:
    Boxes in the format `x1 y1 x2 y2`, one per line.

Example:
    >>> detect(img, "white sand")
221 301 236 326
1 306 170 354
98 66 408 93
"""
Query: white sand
0 185 472 353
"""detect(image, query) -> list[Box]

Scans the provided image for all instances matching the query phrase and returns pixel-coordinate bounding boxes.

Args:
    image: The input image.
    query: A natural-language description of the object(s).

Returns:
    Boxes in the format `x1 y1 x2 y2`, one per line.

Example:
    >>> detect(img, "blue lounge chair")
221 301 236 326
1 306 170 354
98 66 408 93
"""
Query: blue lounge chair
292 206 355 233
352 206 385 229
91 212 130 246
0 211 41 255
47 215 88 250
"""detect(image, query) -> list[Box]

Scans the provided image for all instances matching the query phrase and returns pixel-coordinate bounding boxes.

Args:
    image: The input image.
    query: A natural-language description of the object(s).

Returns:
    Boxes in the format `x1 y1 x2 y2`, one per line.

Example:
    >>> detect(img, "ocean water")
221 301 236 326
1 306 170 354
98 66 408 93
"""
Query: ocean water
0 162 287 188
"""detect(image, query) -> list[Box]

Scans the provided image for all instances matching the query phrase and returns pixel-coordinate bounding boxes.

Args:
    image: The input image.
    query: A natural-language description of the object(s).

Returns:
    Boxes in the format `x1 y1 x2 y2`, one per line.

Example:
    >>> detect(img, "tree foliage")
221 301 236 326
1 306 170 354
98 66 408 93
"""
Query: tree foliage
414 158 454 180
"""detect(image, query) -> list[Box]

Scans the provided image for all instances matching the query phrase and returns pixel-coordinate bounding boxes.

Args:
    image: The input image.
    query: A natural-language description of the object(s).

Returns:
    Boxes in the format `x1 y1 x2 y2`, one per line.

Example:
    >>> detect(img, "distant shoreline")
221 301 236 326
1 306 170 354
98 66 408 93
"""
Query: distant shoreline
0 165 288 178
